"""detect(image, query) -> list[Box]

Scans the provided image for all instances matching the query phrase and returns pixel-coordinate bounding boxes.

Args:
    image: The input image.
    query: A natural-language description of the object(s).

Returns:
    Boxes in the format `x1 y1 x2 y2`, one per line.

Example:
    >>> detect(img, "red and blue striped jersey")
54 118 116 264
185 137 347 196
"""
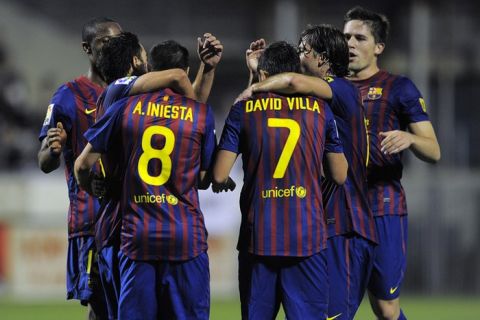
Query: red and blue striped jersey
85 89 216 261
218 92 343 257
39 76 102 238
351 70 430 216
322 77 377 243
94 76 139 250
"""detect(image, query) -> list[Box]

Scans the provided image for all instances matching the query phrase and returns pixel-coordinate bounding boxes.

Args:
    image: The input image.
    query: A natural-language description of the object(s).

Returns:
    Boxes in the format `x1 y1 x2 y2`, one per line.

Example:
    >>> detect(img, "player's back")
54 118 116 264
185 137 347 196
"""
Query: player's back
224 92 341 257
323 77 376 243
117 88 215 261
351 70 430 216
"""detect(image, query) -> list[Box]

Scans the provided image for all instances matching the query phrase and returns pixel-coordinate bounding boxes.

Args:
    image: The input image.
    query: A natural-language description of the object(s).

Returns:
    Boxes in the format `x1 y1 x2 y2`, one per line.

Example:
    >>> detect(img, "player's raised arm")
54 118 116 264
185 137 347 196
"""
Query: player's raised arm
192 33 223 103
251 72 333 99
245 38 266 87
38 122 67 173
129 68 195 100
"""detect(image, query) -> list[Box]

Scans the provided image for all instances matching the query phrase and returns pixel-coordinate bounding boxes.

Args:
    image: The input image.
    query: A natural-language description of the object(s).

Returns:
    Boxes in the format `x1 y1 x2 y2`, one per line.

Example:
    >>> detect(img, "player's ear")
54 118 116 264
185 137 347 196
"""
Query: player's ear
374 42 385 56
82 42 92 54
133 55 141 67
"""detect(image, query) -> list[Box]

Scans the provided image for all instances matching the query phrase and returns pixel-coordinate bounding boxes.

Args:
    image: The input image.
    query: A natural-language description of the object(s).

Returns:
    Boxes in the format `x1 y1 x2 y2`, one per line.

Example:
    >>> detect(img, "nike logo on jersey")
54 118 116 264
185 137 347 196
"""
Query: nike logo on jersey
85 108 96 115
327 313 342 320
390 286 399 294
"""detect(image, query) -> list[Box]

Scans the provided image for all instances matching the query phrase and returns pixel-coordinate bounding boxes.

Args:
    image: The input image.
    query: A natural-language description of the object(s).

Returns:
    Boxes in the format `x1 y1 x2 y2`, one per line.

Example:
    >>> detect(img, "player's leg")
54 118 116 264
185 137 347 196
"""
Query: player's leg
160 252 210 320
66 236 108 319
280 251 329 320
238 251 281 320
368 215 408 320
97 245 120 320
346 235 375 319
117 250 157 320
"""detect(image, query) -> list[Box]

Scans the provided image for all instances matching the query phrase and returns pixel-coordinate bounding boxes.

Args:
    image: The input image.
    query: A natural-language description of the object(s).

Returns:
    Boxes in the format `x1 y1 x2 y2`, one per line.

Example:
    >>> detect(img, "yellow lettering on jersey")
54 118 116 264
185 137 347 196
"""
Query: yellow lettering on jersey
246 98 283 113
246 100 253 112
287 97 321 114
132 101 143 115
184 107 193 122
143 102 193 122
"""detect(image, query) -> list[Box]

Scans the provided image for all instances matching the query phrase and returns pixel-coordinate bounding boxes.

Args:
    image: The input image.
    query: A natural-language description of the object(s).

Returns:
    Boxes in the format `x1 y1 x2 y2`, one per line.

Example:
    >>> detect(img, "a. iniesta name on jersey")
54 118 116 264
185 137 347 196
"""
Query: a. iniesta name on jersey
132 101 194 122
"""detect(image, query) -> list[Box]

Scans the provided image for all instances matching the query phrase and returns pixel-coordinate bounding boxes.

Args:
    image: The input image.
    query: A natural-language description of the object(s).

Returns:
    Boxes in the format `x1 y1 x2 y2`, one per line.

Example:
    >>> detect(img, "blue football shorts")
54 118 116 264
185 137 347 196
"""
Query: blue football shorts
326 234 376 320
238 250 329 320
118 250 210 320
368 215 408 300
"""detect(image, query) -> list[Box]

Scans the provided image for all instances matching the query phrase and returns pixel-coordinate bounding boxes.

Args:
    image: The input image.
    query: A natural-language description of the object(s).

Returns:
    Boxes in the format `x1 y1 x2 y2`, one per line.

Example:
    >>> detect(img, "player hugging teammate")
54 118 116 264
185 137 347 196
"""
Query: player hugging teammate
39 6 439 320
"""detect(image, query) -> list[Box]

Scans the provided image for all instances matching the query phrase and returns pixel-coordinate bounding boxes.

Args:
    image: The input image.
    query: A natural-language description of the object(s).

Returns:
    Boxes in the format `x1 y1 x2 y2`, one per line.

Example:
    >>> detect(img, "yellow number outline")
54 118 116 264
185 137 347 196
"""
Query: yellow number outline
267 118 300 179
138 125 175 186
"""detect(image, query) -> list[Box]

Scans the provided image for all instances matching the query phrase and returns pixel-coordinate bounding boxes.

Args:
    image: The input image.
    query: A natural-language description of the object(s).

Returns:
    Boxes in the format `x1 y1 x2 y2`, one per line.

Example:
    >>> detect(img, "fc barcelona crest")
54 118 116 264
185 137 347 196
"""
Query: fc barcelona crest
367 87 383 100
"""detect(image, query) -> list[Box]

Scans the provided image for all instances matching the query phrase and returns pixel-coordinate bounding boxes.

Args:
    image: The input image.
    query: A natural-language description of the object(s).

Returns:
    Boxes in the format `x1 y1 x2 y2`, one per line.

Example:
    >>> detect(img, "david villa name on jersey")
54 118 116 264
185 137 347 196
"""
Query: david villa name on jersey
245 97 322 114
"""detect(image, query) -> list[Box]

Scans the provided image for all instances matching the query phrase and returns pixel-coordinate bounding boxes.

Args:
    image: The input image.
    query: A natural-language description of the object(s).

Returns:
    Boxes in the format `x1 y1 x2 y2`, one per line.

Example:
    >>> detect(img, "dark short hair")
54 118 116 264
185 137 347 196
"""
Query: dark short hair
344 6 390 44
300 24 349 77
97 32 142 84
149 40 189 71
81 17 117 45
258 41 300 76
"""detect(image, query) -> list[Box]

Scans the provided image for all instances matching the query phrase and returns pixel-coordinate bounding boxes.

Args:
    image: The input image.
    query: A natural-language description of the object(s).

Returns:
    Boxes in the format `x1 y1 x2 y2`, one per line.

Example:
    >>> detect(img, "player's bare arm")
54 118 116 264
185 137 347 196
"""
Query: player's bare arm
380 120 441 163
192 33 223 103
38 122 67 173
324 152 348 185
212 150 238 193
253 72 333 99
74 143 103 195
246 38 266 87
129 68 195 100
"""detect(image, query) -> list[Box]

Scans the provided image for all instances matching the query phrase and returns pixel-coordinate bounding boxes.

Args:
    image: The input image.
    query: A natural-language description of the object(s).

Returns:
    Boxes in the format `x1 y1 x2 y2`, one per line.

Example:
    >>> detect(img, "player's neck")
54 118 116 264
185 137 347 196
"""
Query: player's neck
86 67 108 88
348 64 380 81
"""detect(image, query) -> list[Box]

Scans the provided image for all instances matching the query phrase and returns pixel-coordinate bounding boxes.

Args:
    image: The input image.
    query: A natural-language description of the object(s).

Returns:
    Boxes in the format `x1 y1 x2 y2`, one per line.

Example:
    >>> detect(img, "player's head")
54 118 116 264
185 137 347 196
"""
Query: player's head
257 41 300 80
97 31 148 84
149 40 190 74
81 17 122 64
343 6 390 74
298 24 349 78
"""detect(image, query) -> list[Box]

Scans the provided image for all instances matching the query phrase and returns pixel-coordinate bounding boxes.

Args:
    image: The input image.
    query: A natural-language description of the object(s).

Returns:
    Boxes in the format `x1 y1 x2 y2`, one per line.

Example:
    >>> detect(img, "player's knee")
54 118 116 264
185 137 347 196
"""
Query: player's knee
373 300 400 320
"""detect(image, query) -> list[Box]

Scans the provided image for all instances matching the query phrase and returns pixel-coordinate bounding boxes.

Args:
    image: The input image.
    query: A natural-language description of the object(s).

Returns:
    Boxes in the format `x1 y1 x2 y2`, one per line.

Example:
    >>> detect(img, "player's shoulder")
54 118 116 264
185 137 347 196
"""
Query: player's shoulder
382 71 417 89
49 80 77 107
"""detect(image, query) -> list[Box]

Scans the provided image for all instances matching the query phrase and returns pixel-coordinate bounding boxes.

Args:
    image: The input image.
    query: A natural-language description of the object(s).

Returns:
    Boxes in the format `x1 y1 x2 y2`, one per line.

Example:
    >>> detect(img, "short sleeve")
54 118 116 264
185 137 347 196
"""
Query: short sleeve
324 104 343 154
394 77 430 124
38 85 73 141
218 102 243 154
102 76 138 111
201 105 217 170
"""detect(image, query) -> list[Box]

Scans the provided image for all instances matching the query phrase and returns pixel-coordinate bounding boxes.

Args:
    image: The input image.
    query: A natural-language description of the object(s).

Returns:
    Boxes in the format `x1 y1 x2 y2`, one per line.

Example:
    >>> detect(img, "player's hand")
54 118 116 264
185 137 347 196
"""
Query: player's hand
379 130 413 155
246 39 266 74
234 86 254 104
212 177 236 193
47 122 67 157
198 33 223 71
90 173 107 198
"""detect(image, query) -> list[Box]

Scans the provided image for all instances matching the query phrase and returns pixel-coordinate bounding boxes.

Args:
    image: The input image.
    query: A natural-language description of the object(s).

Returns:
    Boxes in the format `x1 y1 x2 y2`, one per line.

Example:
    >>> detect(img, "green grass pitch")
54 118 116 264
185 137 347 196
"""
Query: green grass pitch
1 296 479 319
